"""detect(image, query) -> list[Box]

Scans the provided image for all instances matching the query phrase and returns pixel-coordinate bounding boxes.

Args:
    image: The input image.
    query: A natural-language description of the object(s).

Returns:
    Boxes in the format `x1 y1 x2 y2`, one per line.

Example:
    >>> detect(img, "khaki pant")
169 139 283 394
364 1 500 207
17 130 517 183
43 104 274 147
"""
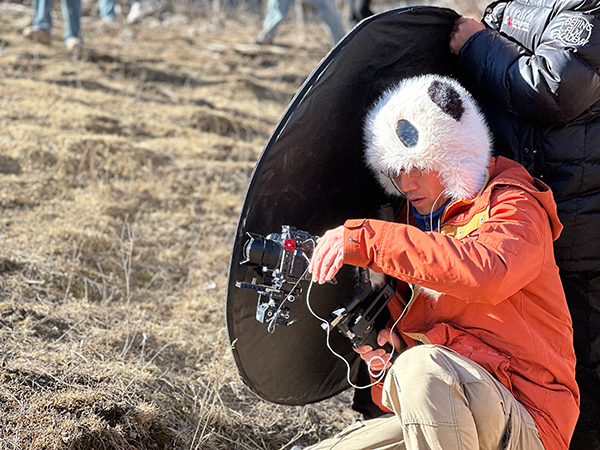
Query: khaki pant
306 345 545 450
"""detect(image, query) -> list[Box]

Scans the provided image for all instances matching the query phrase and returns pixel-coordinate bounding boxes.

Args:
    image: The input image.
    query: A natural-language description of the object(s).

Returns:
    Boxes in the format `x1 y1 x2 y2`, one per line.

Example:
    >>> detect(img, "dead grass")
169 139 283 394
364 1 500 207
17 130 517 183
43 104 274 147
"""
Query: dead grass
0 0 482 448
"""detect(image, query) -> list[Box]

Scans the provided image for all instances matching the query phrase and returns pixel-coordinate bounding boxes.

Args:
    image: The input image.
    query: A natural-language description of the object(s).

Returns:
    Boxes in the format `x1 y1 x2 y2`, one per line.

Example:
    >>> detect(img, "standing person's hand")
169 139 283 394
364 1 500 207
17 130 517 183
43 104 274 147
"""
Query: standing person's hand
309 226 345 284
450 16 485 55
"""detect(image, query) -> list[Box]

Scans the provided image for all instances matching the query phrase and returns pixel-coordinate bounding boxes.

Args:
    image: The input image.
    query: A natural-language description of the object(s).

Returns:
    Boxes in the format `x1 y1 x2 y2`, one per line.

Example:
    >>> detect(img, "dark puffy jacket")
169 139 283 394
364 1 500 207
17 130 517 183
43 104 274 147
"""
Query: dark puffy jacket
457 0 600 272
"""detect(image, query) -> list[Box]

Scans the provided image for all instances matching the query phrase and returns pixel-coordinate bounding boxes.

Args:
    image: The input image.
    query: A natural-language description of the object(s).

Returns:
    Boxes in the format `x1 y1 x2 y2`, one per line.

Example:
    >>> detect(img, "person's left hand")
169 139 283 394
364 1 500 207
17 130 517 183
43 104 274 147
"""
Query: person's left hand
449 16 485 55
354 328 405 372
309 225 345 284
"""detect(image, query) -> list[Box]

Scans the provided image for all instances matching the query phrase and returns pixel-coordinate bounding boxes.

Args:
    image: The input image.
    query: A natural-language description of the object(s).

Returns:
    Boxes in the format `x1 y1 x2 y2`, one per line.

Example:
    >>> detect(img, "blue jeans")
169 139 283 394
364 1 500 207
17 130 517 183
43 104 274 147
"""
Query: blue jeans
99 0 117 20
258 0 345 44
32 0 81 40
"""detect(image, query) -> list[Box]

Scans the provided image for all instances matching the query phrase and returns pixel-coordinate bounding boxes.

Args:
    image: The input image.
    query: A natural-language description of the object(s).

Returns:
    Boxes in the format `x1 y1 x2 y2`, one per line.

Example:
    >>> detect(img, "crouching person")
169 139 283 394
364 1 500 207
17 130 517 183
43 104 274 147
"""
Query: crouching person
306 75 579 450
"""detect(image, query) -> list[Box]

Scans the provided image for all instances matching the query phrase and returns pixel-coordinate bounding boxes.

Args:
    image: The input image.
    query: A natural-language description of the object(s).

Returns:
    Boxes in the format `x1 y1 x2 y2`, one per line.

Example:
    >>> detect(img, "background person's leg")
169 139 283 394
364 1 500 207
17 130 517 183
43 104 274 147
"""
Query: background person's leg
126 0 150 24
349 0 372 26
32 0 53 36
60 0 81 41
256 0 292 44
309 0 345 44
99 0 117 21
24 0 52 45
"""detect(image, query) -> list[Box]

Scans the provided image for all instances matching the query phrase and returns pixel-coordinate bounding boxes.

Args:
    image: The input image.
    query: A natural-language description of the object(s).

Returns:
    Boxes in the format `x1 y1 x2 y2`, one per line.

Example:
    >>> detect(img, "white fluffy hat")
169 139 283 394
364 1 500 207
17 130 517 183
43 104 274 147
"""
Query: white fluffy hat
364 74 492 200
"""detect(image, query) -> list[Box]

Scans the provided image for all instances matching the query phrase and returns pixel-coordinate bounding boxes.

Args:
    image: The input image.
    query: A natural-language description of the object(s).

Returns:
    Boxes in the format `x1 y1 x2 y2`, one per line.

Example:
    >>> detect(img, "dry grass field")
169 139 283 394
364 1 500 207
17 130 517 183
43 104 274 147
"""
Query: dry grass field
0 0 482 448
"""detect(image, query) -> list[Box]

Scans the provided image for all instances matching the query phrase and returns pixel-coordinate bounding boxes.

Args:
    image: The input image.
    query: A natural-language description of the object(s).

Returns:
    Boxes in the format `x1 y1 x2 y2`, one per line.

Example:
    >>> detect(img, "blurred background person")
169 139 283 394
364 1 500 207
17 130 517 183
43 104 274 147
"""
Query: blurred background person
349 0 372 26
99 0 118 22
23 0 83 50
127 0 151 24
22 0 121 50
255 0 345 46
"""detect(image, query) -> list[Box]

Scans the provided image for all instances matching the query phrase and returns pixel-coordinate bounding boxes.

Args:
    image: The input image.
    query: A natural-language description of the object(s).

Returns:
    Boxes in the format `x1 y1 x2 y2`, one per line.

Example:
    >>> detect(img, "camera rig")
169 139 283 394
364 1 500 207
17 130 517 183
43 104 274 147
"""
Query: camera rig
236 225 397 351
236 226 317 330
323 266 396 352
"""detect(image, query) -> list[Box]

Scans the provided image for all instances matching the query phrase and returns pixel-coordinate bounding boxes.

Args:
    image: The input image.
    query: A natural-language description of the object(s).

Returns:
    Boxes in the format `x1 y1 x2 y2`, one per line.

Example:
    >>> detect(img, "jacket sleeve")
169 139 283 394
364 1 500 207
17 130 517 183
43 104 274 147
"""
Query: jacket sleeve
343 187 550 305
459 18 600 125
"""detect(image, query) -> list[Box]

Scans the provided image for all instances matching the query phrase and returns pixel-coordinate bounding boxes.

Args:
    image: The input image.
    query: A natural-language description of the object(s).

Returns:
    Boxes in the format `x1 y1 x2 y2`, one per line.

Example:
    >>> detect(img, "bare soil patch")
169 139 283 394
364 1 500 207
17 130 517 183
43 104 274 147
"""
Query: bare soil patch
0 0 482 447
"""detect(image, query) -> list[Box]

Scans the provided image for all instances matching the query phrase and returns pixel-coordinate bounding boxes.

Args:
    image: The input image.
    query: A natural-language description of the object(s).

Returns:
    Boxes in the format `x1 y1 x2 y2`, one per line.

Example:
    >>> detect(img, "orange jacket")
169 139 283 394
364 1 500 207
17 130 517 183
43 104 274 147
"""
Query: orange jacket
343 157 579 450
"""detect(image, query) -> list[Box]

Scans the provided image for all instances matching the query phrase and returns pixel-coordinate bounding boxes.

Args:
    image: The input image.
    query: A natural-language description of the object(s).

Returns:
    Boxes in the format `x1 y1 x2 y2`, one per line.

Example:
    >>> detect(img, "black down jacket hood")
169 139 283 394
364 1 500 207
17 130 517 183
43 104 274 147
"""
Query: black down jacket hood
457 0 600 272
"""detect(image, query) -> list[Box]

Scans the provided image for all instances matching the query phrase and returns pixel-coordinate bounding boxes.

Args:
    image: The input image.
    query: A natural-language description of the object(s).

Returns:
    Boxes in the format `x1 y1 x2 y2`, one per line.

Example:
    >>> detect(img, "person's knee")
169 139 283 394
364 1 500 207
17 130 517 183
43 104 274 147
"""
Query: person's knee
384 345 453 405
390 345 445 379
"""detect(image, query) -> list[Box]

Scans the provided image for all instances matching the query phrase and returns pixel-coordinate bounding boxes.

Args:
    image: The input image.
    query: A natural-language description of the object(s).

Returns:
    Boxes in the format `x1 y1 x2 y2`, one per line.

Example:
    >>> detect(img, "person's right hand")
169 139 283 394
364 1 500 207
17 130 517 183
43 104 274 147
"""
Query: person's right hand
449 16 485 55
308 225 345 284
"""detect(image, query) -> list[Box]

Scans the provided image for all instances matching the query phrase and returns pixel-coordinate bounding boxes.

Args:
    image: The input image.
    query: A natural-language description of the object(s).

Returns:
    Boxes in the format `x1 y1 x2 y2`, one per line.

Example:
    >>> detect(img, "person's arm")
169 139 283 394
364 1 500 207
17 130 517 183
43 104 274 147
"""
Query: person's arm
341 187 550 306
452 15 600 125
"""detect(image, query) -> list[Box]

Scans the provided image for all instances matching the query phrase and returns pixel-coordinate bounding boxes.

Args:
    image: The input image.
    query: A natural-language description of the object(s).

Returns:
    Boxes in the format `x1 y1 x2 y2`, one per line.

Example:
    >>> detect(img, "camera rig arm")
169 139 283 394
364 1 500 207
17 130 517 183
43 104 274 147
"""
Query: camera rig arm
235 226 402 353
322 267 397 353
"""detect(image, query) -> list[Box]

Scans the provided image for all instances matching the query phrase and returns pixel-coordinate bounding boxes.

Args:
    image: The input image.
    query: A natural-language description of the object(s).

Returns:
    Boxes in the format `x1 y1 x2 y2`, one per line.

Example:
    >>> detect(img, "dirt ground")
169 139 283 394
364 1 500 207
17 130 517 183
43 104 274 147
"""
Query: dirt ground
0 0 480 448
0 1 367 448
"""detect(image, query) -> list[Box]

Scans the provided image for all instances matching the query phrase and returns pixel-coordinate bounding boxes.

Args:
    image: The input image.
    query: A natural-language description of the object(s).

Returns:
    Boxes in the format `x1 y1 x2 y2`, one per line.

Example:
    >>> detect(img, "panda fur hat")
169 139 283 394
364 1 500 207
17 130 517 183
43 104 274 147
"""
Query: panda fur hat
364 74 492 201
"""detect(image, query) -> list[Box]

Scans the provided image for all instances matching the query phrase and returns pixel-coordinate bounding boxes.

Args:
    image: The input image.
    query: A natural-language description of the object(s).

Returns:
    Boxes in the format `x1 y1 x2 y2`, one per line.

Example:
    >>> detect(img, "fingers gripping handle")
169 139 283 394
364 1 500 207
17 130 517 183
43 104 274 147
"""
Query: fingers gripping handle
360 328 394 355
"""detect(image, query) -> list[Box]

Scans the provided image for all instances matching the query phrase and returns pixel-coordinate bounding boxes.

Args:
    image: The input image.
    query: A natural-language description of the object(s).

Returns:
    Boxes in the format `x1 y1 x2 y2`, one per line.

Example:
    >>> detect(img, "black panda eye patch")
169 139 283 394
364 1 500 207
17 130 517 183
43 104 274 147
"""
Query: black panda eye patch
428 80 464 121
396 119 419 147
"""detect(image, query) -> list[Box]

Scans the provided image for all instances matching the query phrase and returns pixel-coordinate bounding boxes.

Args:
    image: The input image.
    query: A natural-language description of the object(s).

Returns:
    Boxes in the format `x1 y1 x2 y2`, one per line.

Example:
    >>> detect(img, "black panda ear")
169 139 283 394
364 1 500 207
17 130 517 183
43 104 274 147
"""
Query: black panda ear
427 80 464 121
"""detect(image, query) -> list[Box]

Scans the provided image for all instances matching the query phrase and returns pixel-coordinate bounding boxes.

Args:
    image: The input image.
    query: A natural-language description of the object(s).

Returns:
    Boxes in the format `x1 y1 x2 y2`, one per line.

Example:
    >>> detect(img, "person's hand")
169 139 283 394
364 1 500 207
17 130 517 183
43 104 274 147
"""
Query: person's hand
449 16 485 55
309 225 345 284
354 328 405 373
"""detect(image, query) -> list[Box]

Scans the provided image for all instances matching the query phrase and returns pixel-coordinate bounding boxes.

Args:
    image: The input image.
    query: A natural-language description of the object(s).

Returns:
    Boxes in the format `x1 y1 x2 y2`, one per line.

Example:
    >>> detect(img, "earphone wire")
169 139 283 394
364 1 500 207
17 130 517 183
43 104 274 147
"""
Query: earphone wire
304 275 389 389
300 242 402 389
430 190 446 232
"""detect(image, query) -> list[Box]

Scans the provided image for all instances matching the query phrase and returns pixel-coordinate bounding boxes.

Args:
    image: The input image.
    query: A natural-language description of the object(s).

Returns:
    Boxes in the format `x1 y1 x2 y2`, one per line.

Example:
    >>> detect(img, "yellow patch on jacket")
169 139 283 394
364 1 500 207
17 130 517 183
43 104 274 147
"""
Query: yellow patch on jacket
440 208 490 239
